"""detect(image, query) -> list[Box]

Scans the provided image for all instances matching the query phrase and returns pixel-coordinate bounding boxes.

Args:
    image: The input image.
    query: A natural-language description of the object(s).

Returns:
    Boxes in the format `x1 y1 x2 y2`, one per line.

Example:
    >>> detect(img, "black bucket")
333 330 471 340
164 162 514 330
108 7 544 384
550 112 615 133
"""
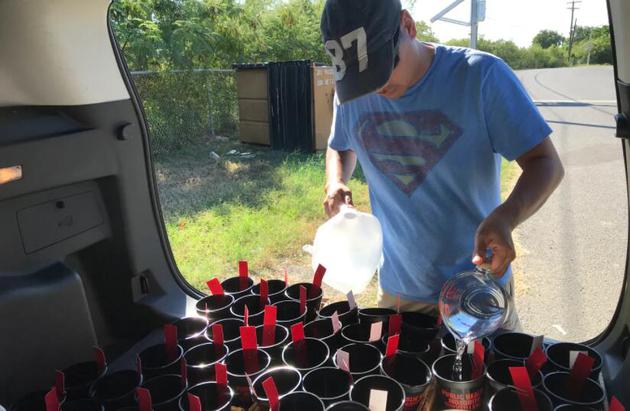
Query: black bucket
251 280 289 304
61 398 103 411
184 343 229 386
333 343 382 380
285 283 323 320
358 308 396 328
492 332 535 361
178 382 234 411
542 372 605 409
63 360 108 400
486 359 543 395
400 312 440 341
10 390 66 411
221 276 255 300
553 405 598 411
139 343 185 380
255 324 290 366
380 332 431 360
488 387 554 411
380 353 432 411
252 367 303 410
143 374 187 411
349 374 406 411
305 318 345 354
173 317 209 352
318 301 359 327
230 295 270 327
282 338 330 374
195 295 235 322
279 391 325 411
89 369 143 411
341 323 384 350
225 348 272 407
204 318 244 351
432 354 486 411
325 401 370 411
303 367 353 405
273 300 308 328
441 334 492 362
546 343 603 380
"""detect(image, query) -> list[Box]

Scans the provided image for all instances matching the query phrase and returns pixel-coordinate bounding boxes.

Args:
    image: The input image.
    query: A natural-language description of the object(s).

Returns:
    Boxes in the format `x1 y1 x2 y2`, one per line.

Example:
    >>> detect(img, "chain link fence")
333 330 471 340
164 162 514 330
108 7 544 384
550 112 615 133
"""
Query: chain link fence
130 69 239 156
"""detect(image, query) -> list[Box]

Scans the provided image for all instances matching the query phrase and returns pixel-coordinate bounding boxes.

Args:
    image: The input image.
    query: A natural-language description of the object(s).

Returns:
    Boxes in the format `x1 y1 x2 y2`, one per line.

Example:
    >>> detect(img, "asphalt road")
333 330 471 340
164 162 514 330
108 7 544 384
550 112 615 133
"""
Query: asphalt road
512 66 627 342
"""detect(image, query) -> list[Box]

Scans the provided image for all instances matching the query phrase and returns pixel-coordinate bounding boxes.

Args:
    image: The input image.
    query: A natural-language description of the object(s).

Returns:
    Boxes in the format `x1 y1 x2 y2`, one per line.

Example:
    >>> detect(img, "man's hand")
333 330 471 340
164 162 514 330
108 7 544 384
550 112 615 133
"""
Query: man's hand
472 208 515 277
324 181 353 217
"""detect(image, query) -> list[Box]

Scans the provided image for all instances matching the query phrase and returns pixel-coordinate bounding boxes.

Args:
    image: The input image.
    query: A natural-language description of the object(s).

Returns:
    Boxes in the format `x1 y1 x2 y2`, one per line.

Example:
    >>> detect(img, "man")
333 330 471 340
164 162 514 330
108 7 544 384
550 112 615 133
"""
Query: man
320 0 564 329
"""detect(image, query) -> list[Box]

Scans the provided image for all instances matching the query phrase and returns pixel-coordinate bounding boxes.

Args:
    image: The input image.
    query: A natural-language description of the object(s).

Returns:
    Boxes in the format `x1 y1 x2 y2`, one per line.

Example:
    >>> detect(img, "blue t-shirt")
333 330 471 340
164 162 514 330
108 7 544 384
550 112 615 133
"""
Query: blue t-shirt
328 44 552 303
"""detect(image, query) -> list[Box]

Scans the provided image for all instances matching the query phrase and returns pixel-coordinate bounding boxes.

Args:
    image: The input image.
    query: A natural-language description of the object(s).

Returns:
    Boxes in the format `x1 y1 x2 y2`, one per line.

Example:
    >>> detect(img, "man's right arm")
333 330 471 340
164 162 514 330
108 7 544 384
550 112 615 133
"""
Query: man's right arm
324 147 357 217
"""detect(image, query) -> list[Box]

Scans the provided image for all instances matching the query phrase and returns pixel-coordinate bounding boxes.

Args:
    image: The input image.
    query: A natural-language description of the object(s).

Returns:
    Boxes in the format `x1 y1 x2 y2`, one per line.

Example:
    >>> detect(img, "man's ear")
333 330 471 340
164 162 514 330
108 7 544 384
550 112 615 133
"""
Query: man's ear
401 10 417 39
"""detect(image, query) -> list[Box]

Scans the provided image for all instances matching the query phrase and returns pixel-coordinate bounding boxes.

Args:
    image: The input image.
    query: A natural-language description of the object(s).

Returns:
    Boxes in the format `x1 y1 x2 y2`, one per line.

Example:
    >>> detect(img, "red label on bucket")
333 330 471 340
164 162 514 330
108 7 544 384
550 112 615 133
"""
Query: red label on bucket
336 349 350 373
262 377 280 411
436 312 443 326
509 366 538 411
312 264 326 290
403 392 426 411
568 353 595 396
347 291 357 309
216 362 228 386
610 397 625 411
244 305 250 326
385 334 400 357
212 323 224 346
206 278 224 295
284 268 289 286
526 347 547 378
299 285 307 315
94 346 106 372
55 370 65 398
188 394 202 411
263 305 277 346
388 314 402 336
440 387 483 410
260 279 269 305
44 387 59 411
291 322 305 344
240 326 257 351
164 324 178 361
137 387 152 411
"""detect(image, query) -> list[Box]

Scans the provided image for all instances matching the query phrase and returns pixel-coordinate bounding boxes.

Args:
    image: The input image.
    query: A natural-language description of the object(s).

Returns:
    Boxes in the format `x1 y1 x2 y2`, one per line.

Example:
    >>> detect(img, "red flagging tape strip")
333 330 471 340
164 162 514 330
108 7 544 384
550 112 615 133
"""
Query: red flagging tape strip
509 366 538 411
262 377 280 411
385 334 400 358
388 314 402 336
207 278 224 295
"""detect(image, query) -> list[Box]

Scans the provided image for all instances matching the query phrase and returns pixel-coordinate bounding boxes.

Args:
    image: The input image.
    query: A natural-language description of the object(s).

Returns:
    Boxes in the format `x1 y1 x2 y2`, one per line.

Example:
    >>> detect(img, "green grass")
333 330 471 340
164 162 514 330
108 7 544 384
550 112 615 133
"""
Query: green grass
155 139 519 304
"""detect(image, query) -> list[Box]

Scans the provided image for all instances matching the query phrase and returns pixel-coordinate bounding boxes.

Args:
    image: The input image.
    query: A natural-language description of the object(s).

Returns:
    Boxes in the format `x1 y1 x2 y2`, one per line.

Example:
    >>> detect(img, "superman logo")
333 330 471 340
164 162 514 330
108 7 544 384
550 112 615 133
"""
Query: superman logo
357 110 462 195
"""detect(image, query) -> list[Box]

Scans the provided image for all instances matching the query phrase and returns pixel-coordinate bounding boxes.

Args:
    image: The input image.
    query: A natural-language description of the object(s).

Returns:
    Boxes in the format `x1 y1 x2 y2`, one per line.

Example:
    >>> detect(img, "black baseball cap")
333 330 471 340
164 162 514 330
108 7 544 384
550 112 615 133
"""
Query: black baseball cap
320 0 402 103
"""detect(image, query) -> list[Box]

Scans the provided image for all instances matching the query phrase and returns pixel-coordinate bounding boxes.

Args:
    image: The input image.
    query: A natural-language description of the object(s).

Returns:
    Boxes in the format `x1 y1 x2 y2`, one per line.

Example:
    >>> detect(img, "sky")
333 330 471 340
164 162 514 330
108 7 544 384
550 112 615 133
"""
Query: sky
409 0 610 47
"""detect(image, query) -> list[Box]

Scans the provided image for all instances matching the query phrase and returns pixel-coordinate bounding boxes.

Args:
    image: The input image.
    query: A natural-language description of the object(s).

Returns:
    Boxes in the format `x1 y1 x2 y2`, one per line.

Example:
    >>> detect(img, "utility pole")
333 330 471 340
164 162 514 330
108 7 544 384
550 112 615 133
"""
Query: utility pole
470 0 479 49
431 0 485 49
567 0 581 64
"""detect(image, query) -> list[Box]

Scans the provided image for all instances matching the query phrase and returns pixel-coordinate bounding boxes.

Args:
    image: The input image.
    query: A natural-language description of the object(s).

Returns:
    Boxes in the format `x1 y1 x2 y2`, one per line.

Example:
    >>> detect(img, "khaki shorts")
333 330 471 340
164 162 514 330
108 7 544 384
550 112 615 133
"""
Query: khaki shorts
377 277 522 332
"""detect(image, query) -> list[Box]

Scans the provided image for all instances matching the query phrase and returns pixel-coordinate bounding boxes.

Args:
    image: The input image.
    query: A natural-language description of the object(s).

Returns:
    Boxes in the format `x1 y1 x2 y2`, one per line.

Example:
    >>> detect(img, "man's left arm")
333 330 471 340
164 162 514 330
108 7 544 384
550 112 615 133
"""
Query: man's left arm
472 137 564 275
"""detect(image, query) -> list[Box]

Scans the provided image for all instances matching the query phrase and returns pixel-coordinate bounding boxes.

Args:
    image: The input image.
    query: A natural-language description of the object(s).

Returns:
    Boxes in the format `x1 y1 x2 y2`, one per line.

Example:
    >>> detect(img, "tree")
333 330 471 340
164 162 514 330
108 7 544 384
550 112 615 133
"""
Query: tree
533 30 565 49
415 21 438 43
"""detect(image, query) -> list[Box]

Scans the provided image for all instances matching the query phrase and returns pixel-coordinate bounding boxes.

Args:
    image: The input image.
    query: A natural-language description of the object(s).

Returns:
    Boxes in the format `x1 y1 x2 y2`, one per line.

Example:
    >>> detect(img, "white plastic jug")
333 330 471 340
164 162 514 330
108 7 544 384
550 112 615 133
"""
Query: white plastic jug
304 205 383 294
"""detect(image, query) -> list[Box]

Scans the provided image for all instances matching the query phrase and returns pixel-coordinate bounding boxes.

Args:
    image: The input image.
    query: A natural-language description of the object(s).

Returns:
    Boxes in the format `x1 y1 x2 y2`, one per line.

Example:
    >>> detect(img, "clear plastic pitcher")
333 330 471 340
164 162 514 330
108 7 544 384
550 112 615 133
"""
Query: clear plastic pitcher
304 205 383 294
438 266 510 344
